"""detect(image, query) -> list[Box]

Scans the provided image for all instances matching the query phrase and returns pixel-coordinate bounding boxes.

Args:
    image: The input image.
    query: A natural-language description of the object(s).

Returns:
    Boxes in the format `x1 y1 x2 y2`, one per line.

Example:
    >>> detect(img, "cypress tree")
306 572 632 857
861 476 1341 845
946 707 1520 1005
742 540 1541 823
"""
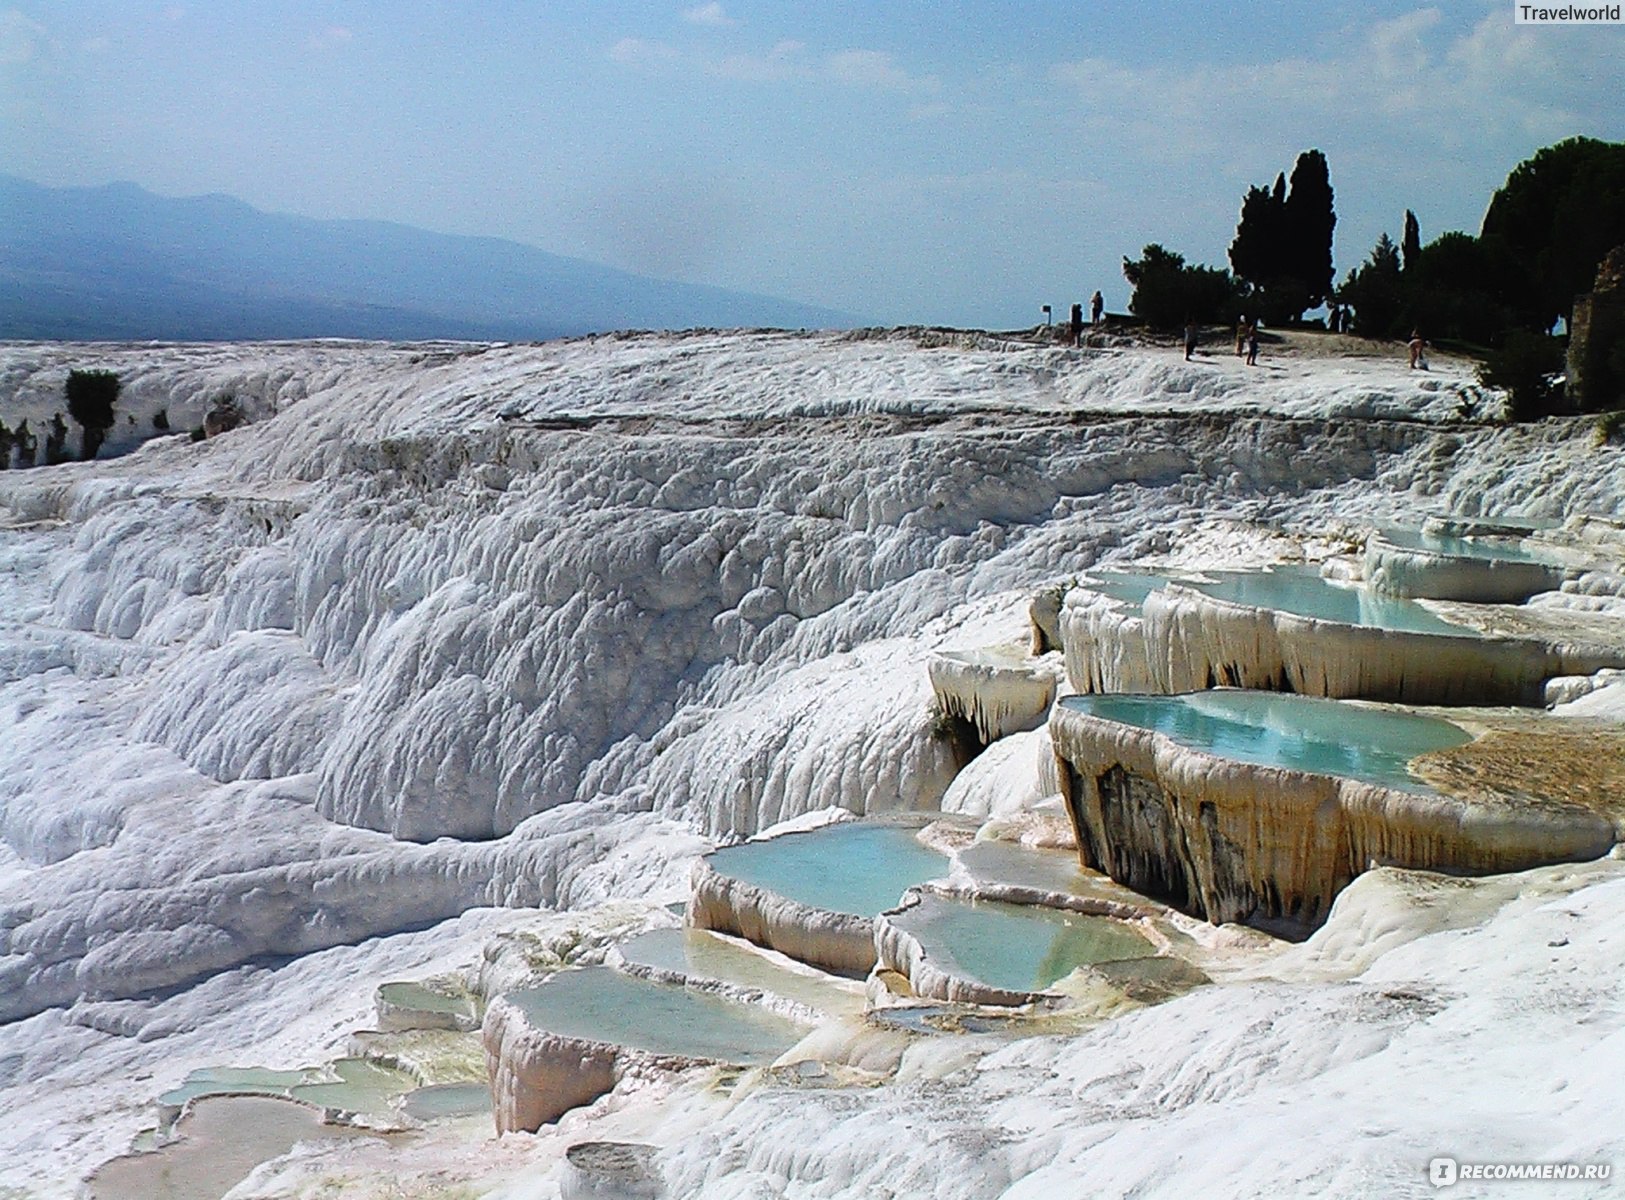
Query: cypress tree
1230 153 1336 322
1402 210 1422 273
1284 149 1336 312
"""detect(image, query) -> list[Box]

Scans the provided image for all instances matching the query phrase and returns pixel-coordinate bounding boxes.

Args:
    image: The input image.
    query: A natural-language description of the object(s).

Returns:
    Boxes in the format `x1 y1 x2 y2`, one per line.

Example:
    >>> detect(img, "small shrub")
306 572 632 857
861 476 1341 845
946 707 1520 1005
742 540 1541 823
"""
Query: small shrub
14 420 36 467
65 369 120 459
1595 409 1625 447
152 408 170 431
1478 331 1565 421
43 413 69 466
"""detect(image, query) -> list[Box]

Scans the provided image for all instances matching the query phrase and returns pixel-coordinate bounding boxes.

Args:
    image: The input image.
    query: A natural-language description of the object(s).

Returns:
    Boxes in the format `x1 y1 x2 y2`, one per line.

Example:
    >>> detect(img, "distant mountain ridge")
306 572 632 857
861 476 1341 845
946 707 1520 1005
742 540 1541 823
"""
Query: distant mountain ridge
0 175 860 341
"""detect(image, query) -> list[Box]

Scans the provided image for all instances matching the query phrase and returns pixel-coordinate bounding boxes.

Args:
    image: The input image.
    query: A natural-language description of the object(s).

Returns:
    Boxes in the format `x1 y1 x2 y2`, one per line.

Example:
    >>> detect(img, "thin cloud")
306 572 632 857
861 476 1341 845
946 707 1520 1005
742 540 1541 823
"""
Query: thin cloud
609 36 680 68
613 33 941 98
306 25 353 53
825 48 939 95
714 39 803 83
0 9 47 65
683 2 737 27
1048 8 1606 167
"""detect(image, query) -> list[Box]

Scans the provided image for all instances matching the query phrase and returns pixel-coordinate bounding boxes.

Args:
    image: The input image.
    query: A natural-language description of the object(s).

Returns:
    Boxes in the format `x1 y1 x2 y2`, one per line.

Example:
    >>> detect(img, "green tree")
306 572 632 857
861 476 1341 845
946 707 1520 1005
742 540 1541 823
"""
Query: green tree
1228 177 1287 313
1339 234 1404 338
1229 151 1336 322
1481 136 1625 330
1122 244 1242 330
65 369 119 460
1402 232 1522 347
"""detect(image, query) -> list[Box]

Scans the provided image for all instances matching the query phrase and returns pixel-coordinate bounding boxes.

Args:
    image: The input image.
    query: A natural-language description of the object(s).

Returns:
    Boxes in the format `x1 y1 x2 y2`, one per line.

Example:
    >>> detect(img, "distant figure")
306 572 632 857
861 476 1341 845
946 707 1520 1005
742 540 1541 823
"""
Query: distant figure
1409 330 1429 369
1235 315 1249 357
1183 320 1199 361
1340 305 1353 334
1246 322 1260 366
1090 290 1104 325
1070 302 1084 347
1327 304 1341 332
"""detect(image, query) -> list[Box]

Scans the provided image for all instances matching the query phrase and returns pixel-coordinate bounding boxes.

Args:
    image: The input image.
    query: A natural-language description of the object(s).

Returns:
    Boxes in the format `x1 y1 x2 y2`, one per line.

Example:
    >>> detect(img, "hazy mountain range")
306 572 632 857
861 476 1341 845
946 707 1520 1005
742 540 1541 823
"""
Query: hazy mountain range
0 175 860 342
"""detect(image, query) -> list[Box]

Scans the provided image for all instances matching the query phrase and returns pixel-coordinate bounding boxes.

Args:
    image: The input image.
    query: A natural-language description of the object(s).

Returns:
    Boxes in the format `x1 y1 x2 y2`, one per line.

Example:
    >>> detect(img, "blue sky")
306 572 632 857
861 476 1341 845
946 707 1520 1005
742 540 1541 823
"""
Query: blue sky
2 1 1622 327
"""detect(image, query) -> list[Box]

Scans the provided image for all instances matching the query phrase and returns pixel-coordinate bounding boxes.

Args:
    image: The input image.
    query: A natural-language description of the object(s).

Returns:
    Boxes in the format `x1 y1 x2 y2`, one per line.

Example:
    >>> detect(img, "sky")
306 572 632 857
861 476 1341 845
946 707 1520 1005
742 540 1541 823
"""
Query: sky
2 1 1622 328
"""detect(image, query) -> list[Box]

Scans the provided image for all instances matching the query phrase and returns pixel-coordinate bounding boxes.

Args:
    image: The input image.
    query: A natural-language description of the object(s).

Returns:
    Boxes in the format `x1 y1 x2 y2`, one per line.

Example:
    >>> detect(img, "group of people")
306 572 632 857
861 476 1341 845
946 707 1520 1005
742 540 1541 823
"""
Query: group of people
1069 296 1422 372
1067 291 1106 346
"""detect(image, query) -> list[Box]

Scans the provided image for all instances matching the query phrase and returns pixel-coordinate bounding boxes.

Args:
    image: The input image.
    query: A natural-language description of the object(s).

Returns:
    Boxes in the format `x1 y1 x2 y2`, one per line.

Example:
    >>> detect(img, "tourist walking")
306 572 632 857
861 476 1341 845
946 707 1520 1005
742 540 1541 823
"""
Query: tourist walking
1183 321 1199 361
1090 290 1104 325
1070 302 1084 347
1408 329 1428 369
1246 322 1259 366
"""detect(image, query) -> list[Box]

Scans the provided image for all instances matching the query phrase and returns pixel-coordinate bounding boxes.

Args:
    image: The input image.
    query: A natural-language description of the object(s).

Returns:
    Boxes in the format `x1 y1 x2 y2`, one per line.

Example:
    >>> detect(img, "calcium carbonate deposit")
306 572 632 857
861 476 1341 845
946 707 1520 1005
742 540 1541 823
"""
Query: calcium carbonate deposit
4 328 1625 1198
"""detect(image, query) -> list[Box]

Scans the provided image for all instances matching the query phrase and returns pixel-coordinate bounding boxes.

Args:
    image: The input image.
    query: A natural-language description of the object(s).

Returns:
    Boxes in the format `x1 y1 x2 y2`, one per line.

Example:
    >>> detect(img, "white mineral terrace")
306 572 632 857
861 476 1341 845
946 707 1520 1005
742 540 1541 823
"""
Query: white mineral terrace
1363 528 1573 602
927 643 1063 745
1051 691 1619 928
5 332 1625 1198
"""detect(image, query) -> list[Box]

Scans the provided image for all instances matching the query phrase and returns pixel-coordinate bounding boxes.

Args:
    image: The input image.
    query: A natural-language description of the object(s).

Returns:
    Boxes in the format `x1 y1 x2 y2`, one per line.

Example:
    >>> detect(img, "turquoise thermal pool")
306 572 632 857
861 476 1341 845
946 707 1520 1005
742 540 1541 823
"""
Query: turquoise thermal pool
1059 691 1470 793
706 821 949 917
1377 527 1563 565
1078 570 1183 608
1187 567 1472 635
157 1059 416 1126
399 1083 491 1121
377 980 477 1022
617 927 861 1016
505 967 806 1063
901 895 1155 994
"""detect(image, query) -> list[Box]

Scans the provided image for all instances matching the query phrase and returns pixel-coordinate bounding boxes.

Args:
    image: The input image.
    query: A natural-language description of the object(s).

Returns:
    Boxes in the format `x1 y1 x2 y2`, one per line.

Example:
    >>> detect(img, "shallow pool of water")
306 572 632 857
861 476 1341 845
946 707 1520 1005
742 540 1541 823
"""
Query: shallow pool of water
157 1066 311 1112
288 1057 415 1116
1378 527 1562 565
902 895 1155 994
1078 570 1182 608
378 980 476 1020
1188 567 1470 635
399 1082 491 1121
506 967 807 1064
160 1059 415 1124
90 1096 386 1200
1059 691 1470 793
618 927 863 1015
706 821 949 917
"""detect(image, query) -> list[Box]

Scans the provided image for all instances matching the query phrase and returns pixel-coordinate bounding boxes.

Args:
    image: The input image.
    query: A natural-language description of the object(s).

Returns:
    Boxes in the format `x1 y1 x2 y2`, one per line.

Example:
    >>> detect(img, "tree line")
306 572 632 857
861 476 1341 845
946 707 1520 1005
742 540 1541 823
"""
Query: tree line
1121 137 1625 416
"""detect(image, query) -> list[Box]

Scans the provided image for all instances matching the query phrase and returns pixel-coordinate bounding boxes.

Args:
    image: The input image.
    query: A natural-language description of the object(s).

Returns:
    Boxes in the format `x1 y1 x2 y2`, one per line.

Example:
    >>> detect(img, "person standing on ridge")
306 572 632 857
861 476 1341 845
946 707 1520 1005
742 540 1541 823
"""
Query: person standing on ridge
1090 290 1104 325
1409 329 1428 369
1184 320 1199 361
1069 302 1084 347
1246 322 1260 366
